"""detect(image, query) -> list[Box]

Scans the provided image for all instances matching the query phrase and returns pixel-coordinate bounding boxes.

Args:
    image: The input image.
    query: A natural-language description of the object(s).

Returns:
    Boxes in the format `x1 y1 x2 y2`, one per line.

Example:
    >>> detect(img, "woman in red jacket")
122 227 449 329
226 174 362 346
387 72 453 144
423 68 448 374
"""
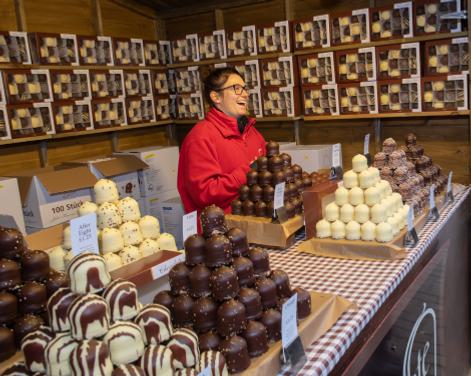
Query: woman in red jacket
177 67 266 216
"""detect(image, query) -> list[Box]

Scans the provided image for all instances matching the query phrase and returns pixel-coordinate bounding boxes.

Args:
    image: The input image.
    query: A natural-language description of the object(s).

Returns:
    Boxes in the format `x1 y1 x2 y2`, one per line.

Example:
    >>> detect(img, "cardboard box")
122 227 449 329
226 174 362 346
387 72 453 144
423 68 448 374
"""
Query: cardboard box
8 166 97 229
377 78 421 113
143 40 160 66
279 144 338 173
370 2 413 41
302 84 339 116
0 105 12 140
89 70 125 99
28 32 79 65
3 69 53 104
77 35 114 66
293 14 331 50
376 42 420 80
140 189 180 222
422 74 468 111
262 86 300 117
298 52 336 85
338 82 378 115
0 177 26 233
226 25 257 58
113 37 145 66
424 37 469 76
123 70 153 97
230 60 261 89
158 40 173 65
0 31 32 64
159 196 184 249
91 98 127 128
52 99 94 133
257 20 291 54
114 146 179 197
260 55 298 87
414 0 462 35
331 8 370 46
49 69 92 101
335 47 376 83
7 102 55 139
199 30 227 60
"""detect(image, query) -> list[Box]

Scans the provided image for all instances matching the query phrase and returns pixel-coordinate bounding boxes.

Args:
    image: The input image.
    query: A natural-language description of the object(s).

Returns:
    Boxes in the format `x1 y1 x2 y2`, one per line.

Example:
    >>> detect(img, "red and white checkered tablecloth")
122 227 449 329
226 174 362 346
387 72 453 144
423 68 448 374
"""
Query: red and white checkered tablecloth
269 187 470 376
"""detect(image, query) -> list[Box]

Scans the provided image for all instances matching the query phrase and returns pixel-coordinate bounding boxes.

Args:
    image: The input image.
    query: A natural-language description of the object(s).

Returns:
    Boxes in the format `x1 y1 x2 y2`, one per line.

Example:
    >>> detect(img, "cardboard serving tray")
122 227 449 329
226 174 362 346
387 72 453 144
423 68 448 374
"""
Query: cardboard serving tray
225 214 304 249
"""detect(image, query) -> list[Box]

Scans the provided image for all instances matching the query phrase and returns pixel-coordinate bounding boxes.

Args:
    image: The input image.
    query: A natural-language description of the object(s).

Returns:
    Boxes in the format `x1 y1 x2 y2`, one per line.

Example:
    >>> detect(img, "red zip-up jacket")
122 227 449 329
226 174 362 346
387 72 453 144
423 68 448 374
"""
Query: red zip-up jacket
177 108 266 218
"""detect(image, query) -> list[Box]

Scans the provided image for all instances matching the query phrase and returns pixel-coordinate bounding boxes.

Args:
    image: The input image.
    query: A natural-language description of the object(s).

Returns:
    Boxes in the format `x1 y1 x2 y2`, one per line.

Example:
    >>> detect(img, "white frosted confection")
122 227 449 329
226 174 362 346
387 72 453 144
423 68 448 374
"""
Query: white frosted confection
340 203 354 223
381 196 395 218
139 239 159 257
343 170 358 189
157 233 178 251
375 180 391 200
119 245 142 264
63 225 71 249
101 228 124 254
64 250 75 268
387 214 401 236
97 202 122 230
368 167 380 184
361 221 376 241
345 221 361 240
103 252 123 271
335 186 349 206
364 186 381 207
316 219 331 238
139 216 160 239
117 197 141 222
391 192 403 211
354 204 370 224
103 321 145 365
325 202 340 222
68 253 111 294
359 170 375 189
371 203 387 224
352 154 368 173
45 333 78 376
94 179 120 204
120 221 143 246
376 222 393 243
331 220 345 240
78 201 98 216
348 187 364 206
47 246 66 272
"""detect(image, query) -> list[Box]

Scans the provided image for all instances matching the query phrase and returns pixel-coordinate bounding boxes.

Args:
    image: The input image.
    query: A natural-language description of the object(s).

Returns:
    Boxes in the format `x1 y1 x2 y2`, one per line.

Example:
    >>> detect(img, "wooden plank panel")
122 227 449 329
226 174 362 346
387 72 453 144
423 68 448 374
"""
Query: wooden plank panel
0 0 21 31
24 0 95 35
0 144 41 174
47 134 113 164
117 127 169 150
165 12 215 40
223 0 285 31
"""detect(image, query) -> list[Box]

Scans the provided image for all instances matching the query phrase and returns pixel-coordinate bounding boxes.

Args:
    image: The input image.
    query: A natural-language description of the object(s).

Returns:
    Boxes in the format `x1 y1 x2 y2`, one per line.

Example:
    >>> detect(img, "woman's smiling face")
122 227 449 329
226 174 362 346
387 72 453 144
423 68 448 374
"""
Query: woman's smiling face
210 73 249 118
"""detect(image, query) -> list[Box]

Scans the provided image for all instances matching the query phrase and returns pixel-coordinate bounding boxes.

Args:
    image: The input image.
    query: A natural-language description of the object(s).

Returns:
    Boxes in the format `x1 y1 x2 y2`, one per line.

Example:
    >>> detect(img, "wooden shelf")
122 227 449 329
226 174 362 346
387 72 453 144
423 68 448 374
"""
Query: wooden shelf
256 116 302 122
0 134 50 146
0 62 167 71
304 110 471 121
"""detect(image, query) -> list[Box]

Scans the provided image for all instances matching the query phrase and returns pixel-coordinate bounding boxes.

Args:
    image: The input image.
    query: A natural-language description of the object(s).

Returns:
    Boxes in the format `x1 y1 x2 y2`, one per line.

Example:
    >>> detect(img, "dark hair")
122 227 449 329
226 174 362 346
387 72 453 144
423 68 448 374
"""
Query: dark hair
203 67 244 107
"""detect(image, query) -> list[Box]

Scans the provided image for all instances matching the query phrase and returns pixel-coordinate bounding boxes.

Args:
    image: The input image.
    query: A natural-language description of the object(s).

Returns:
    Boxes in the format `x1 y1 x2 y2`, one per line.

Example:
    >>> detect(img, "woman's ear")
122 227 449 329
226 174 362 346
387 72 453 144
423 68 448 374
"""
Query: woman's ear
210 90 220 104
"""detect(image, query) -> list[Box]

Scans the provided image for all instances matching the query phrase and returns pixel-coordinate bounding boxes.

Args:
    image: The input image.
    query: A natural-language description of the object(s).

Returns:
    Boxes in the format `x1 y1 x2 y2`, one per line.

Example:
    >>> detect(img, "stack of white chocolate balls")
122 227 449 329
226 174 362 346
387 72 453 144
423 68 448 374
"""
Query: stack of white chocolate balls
316 154 409 243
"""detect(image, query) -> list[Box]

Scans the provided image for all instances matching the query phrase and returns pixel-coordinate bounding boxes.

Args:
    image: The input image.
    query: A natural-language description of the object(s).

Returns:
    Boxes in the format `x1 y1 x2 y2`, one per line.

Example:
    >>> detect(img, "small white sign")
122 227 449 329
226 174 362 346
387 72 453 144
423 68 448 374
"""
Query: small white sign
197 366 211 376
332 143 341 167
447 171 453 194
407 206 414 232
274 182 286 210
429 184 436 209
282 293 298 348
364 134 370 155
182 210 197 243
151 253 185 280
70 213 99 256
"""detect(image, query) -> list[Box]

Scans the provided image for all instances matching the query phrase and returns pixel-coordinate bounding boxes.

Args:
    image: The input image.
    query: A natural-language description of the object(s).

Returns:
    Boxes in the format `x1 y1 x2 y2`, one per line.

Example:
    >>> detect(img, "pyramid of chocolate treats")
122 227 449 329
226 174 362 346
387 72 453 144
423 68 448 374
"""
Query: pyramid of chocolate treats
156 205 312 374
231 141 313 219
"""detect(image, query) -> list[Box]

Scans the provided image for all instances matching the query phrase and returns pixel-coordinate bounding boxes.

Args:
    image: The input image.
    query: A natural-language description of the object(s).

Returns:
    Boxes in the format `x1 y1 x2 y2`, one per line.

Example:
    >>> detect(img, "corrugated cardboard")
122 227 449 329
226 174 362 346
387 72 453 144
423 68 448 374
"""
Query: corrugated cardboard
159 196 184 249
280 144 338 173
0 177 26 233
140 189 180 224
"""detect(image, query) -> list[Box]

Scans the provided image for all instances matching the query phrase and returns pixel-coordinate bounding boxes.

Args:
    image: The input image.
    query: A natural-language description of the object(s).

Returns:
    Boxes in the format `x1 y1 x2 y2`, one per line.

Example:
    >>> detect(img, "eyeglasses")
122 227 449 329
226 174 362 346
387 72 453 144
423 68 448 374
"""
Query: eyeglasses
216 84 249 95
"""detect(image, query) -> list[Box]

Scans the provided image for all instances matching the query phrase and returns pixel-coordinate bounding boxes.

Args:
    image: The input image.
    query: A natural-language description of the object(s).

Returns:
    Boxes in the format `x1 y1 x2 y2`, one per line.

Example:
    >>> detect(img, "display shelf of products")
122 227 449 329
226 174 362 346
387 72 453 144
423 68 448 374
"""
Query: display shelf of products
304 110 470 121
0 62 168 71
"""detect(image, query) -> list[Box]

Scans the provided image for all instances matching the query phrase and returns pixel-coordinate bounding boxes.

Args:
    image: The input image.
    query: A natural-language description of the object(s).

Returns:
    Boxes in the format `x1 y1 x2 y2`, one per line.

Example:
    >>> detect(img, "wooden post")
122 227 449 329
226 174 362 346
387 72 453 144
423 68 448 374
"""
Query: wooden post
14 0 27 31
215 9 224 29
92 0 104 35
468 0 471 182
284 0 294 20
154 19 166 40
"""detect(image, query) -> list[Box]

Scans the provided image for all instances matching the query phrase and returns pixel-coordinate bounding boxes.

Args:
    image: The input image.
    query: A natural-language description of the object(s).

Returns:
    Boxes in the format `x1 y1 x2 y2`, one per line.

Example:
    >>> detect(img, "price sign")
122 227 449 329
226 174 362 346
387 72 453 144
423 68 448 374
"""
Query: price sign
445 171 454 203
70 213 99 256
404 206 419 247
274 182 285 210
282 293 298 348
151 253 185 280
363 133 370 155
332 143 341 167
428 185 439 221
182 211 197 242
407 206 414 232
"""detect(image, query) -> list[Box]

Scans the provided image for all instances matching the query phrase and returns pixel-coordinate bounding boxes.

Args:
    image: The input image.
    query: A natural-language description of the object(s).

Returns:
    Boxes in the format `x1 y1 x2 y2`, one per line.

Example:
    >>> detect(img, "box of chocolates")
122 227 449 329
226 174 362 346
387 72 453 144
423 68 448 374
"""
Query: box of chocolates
370 2 413 40
113 38 145 66
0 104 11 140
199 30 227 60
338 81 378 114
230 60 261 89
123 70 153 97
152 69 176 95
52 99 93 133
226 25 257 57
0 31 32 64
298 52 335 85
143 40 160 66
77 35 114 66
422 74 468 111
0 74 5 104
376 42 420 80
125 96 156 124
302 84 339 116
378 78 421 112
331 8 370 46
89 69 125 99
176 92 204 120
248 87 263 117
91 98 127 128
3 69 53 104
29 32 79 65
257 20 291 54
260 55 297 87
171 34 200 63
50 69 92 101
335 47 376 83
175 66 202 93
414 0 462 35
6 102 54 138
293 14 330 50
158 40 173 65
262 86 299 117
424 37 469 75
154 95 175 120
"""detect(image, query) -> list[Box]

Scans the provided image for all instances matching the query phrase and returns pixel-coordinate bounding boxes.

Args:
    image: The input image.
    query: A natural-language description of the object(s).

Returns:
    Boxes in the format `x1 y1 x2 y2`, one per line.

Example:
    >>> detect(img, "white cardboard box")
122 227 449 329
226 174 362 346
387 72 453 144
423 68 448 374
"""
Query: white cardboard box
140 188 179 223
0 177 26 233
281 144 340 173
159 196 184 249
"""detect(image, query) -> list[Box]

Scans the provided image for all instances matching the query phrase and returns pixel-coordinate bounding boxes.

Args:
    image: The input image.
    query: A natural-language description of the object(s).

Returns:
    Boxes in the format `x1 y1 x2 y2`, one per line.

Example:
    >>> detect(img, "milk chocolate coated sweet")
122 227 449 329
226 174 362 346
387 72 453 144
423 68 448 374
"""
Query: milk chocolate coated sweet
242 320 268 357
189 265 211 298
169 263 191 295
172 294 195 328
0 258 21 290
45 270 69 297
184 234 206 265
199 331 221 352
260 309 281 342
210 266 239 301
217 299 246 337
292 287 312 319
16 281 47 314
201 205 227 238
255 277 278 309
205 234 232 268
0 291 17 324
0 227 26 260
266 141 280 157
238 287 262 320
20 250 49 282
219 335 250 373
14 314 44 346
270 269 291 298
153 290 173 312
192 296 218 333
248 248 270 276
226 228 249 256
0 327 15 362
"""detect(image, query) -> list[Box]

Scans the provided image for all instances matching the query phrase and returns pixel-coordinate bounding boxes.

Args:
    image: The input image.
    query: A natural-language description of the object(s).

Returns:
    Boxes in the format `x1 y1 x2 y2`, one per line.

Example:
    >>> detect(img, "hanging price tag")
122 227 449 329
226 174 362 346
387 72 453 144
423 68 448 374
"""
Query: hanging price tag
281 293 306 370
428 184 439 221
330 143 343 179
182 210 197 242
445 171 454 203
151 253 185 280
274 182 285 210
363 133 372 166
70 213 99 256
404 206 419 247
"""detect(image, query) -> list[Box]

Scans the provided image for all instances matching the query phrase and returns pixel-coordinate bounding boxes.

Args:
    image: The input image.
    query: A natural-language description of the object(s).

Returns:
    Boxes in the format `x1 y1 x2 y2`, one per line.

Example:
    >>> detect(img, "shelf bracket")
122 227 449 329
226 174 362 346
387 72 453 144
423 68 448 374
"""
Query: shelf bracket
373 118 381 152
110 132 119 152
39 140 48 168
166 123 177 146
294 119 301 145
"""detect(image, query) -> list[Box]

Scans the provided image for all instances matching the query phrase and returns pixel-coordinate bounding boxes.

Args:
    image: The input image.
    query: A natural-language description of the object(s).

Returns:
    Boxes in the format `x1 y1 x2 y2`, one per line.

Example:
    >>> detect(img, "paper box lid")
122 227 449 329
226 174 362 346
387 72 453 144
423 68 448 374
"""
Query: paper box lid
64 155 148 177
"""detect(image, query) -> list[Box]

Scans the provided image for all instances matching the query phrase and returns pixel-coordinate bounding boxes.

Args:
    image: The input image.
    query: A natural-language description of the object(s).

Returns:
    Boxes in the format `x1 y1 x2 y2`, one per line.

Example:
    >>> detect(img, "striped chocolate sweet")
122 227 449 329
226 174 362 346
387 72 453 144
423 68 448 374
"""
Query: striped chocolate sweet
112 365 145 376
21 326 54 373
103 321 144 365
134 304 173 345
102 279 140 322
139 344 173 376
199 350 228 376
47 287 78 332
68 294 110 340
67 253 111 294
2 362 32 376
70 339 113 376
175 369 198 376
167 328 200 369
45 333 78 376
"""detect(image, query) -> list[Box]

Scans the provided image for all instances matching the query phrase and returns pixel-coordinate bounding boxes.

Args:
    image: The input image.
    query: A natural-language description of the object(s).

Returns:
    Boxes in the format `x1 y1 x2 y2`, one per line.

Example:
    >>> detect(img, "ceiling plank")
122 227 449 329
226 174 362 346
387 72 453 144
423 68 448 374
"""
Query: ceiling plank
109 0 159 19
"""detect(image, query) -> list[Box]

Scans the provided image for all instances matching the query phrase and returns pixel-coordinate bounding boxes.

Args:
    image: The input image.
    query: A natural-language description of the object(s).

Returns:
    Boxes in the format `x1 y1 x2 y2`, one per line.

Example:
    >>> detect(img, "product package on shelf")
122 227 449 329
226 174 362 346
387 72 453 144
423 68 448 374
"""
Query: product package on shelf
174 66 202 93
293 14 331 50
338 82 378 114
226 25 257 57
248 87 263 118
414 0 462 35
331 8 370 45
6 102 54 138
52 100 93 133
50 69 92 101
335 47 376 83
125 96 156 125
0 74 5 105
302 84 339 116
199 30 227 60
422 74 468 111
113 37 145 66
298 52 336 85
158 40 173 64
154 95 175 120
378 78 421 112
123 70 153 97
257 20 291 54
370 2 413 40
143 40 160 66
230 60 261 89
260 55 297 87
376 43 420 80
262 86 299 117
152 69 176 95
89 69 125 99
0 31 32 64
91 98 127 128
424 37 469 75
28 32 79 65
176 92 204 120
77 35 114 66
0 104 11 140
171 34 200 63
3 69 53 104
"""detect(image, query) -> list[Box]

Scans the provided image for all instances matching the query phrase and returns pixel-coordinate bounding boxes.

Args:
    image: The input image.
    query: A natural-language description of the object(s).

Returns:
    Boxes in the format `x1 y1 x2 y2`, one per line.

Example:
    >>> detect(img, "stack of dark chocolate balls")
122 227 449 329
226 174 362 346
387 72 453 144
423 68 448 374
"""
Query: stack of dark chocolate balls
231 141 313 219
154 205 312 374
0 226 69 361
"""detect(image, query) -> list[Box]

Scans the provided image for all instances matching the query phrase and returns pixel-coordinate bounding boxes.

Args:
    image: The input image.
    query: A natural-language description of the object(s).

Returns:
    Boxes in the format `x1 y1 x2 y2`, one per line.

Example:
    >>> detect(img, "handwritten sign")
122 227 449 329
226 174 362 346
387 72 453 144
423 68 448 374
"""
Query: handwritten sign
364 133 370 155
282 293 298 348
70 213 99 256
332 143 341 167
182 211 197 243
151 253 185 280
274 182 286 210
407 206 414 232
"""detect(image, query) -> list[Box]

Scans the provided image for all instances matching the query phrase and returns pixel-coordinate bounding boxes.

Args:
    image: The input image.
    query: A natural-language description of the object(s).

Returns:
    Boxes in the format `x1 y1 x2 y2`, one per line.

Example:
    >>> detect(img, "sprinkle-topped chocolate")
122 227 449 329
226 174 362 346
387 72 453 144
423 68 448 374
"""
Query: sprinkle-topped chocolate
248 248 270 276
169 262 191 295
256 156 268 171
184 234 206 265
14 314 44 346
0 227 26 260
238 287 262 320
167 328 200 369
233 257 255 287
260 309 281 342
201 205 227 238
231 200 242 215
192 296 218 333
219 335 250 373
217 299 246 338
242 320 268 358
0 291 17 324
45 270 69 297
270 269 292 298
255 277 278 310
67 253 111 294
16 280 47 314
266 140 280 158
68 293 110 340
292 287 311 319
47 287 78 332
267 155 283 173
103 278 140 321
20 250 49 282
0 258 21 290
210 266 239 301
199 331 221 352
135 303 173 345
226 228 249 256
153 290 173 312
204 234 232 268
172 294 195 328
189 265 211 298
0 327 15 362
246 170 258 186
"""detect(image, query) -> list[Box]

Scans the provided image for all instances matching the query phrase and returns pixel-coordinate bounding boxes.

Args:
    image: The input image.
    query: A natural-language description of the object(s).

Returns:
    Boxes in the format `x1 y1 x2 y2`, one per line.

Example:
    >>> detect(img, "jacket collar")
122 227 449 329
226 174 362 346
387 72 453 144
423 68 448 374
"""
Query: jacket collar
205 107 256 138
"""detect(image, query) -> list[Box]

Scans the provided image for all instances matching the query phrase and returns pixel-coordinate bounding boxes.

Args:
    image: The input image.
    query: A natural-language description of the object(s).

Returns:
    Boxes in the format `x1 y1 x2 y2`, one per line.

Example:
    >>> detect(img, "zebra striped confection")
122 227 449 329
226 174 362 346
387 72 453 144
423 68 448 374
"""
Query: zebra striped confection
102 279 140 322
45 333 78 376
67 253 111 294
111 365 145 376
198 350 228 376
21 326 54 373
139 344 173 376
47 287 78 332
70 339 113 376
103 321 144 365
167 328 200 370
68 294 110 340
134 304 173 345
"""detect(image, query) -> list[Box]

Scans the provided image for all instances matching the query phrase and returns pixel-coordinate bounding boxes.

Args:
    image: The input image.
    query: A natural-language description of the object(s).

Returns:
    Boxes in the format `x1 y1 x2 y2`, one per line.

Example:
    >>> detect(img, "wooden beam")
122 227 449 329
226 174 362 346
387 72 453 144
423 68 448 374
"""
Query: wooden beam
14 0 27 31
215 8 224 29
284 0 294 21
92 0 104 35
154 18 166 40
109 0 159 19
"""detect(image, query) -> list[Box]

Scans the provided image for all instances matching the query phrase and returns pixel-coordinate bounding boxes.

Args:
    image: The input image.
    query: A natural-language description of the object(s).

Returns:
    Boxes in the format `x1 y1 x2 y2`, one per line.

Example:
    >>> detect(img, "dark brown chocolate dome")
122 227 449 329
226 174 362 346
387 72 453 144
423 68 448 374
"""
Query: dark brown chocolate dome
241 200 254 216
0 258 21 290
231 200 242 215
246 170 258 186
13 314 44 346
20 250 49 282
0 327 15 362
249 184 263 202
279 153 291 168
209 266 239 301
260 309 281 342
188 265 211 298
268 156 283 173
204 234 232 268
272 170 286 185
256 156 268 171
262 185 275 202
153 290 174 312
242 320 268 357
184 234 206 266
217 299 246 337
201 205 227 238
0 227 26 260
172 294 194 328
266 141 279 158
199 331 221 352
219 335 250 373
45 270 69 297
254 201 267 217
233 257 255 287
238 287 262 320
292 287 311 319
255 277 278 310
270 269 291 298
169 263 191 295
192 296 218 333
283 167 294 183
238 185 250 201
292 164 303 180
226 228 249 257
16 281 47 314
248 248 270 276
257 170 272 186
